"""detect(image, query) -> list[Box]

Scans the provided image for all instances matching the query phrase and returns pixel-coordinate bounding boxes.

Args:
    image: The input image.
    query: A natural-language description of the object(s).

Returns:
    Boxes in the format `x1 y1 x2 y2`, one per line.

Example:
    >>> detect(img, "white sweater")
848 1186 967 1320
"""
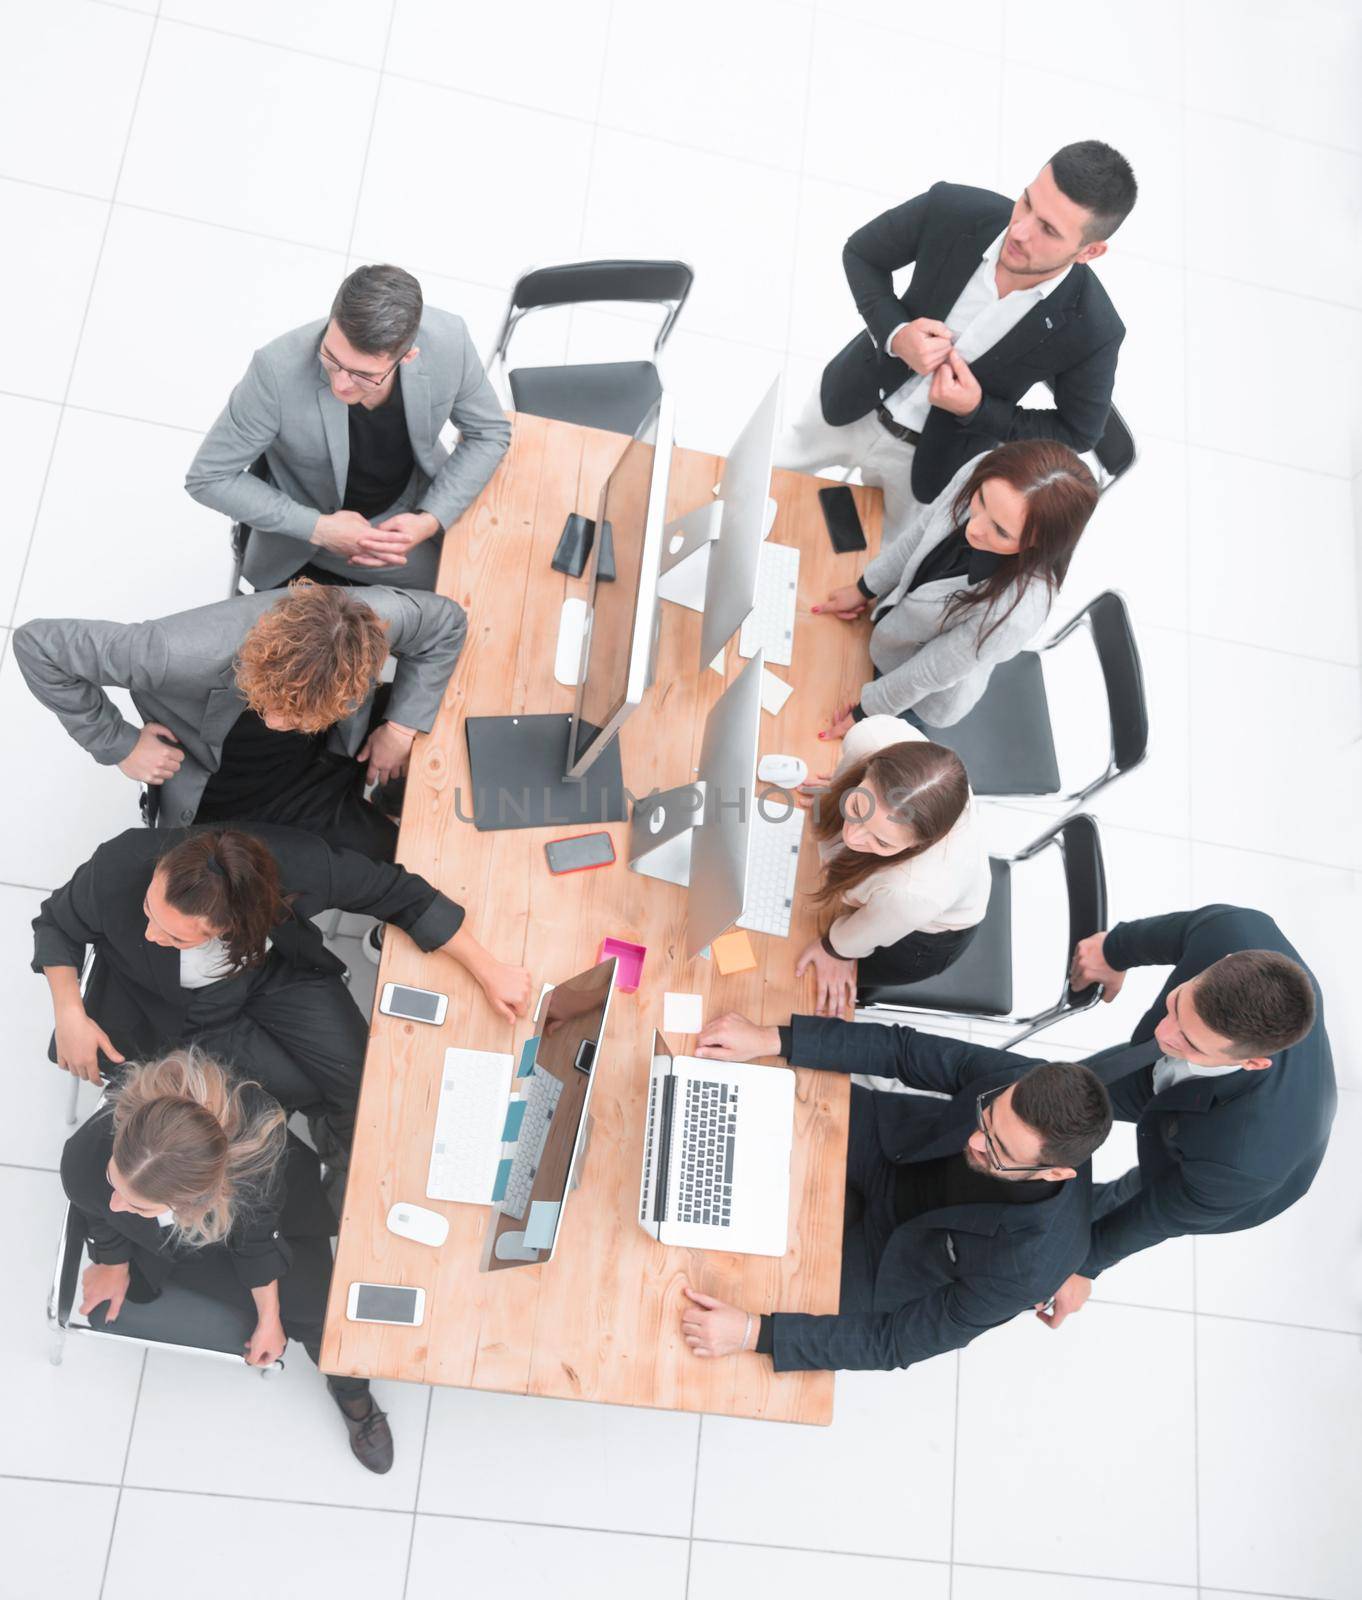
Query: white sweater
819 716 991 959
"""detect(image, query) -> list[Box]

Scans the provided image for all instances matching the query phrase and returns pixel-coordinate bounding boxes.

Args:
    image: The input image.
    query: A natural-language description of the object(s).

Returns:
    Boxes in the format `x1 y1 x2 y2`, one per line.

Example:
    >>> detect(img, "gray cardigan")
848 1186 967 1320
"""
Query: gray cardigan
184 308 511 590
13 587 466 828
859 456 1055 726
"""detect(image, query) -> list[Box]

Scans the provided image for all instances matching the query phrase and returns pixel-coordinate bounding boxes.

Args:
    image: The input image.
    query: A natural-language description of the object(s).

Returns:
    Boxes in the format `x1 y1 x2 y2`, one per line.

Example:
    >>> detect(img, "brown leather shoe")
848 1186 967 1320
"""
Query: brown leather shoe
331 1387 394 1474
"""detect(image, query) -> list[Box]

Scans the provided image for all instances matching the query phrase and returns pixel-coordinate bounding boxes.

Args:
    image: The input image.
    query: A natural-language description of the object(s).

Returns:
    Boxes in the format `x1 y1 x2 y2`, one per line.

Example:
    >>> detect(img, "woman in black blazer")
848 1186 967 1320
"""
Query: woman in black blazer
34 821 532 1160
62 1048 394 1472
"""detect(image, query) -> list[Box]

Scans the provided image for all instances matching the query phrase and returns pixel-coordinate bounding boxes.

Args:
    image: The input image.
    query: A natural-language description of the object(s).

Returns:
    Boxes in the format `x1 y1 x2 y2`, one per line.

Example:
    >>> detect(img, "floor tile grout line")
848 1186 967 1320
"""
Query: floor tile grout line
341 0 396 265
947 1350 962 1597
399 1387 434 1600
683 1415 703 1599
97 1347 147 1600
1 2 162 644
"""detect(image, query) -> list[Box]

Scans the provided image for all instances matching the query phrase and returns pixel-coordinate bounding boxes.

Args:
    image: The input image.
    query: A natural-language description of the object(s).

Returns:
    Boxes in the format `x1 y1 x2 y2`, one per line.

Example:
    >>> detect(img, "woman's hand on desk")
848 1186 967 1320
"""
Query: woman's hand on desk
796 939 857 1018
813 584 868 621
696 1013 782 1063
818 702 857 743
680 1285 758 1359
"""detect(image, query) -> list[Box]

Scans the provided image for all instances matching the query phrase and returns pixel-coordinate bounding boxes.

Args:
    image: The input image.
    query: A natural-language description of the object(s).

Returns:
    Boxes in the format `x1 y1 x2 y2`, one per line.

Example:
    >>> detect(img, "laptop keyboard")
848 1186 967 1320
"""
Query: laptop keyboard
675 1080 738 1227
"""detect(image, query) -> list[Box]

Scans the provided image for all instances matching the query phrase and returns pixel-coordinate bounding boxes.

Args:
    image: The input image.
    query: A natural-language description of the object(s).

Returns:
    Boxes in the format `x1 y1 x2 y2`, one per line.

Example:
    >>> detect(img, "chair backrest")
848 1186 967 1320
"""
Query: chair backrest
512 259 693 312
1079 590 1149 776
1093 402 1136 485
1054 811 1107 1009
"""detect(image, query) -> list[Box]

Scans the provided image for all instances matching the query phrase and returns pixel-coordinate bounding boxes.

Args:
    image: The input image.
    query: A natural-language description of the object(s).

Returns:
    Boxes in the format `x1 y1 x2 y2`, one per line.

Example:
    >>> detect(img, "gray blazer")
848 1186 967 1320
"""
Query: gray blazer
184 308 512 590
13 588 466 827
859 455 1054 727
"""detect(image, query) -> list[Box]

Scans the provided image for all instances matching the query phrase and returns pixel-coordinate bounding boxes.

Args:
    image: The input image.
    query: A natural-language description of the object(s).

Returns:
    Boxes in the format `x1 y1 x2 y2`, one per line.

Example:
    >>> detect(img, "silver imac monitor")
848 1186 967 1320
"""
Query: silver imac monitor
655 378 780 669
482 955 619 1272
565 394 676 779
627 651 764 957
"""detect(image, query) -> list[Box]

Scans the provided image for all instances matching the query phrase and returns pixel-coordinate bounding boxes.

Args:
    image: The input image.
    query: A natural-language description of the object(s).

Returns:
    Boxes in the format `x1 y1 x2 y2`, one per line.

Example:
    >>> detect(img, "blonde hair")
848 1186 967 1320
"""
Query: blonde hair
107 1048 286 1248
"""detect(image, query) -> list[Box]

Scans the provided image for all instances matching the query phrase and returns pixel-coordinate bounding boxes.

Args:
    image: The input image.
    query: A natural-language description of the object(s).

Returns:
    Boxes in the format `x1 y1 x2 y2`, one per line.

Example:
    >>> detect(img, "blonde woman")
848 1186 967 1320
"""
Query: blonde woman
60 1048 394 1474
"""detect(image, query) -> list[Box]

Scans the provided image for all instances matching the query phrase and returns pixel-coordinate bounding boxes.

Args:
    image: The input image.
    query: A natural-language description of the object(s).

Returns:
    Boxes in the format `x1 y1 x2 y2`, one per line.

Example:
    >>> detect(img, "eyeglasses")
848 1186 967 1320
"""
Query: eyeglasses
975 1086 1055 1174
318 342 403 390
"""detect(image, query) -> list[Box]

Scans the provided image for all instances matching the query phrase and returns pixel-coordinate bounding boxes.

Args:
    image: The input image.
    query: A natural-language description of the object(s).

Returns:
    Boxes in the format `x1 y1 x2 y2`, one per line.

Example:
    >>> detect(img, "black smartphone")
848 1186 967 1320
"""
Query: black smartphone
818 485 868 553
544 832 617 875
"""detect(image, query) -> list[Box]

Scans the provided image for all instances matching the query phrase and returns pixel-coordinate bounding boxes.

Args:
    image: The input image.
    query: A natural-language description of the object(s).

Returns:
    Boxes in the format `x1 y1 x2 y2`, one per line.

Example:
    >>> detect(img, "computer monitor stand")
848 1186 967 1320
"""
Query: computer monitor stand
654 494 780 614
464 712 626 832
628 780 707 886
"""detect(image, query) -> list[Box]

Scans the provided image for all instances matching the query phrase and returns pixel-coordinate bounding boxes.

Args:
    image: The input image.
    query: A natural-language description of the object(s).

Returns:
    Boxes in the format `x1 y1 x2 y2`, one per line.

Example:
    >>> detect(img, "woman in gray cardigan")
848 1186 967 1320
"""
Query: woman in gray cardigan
815 440 1099 732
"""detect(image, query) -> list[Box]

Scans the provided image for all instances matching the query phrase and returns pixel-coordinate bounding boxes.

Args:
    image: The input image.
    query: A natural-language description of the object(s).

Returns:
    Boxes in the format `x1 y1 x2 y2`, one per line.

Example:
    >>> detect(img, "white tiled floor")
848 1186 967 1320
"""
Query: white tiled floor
4 2 1361 1597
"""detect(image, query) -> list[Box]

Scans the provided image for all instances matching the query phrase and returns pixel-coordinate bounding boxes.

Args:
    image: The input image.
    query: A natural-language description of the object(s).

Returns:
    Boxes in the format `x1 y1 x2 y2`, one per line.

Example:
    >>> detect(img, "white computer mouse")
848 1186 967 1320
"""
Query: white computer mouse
757 754 808 788
385 1202 450 1248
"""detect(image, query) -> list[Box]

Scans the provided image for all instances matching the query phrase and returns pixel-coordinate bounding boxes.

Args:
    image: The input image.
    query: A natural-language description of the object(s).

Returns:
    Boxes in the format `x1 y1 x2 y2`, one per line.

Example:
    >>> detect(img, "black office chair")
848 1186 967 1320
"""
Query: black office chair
913 590 1148 809
1040 380 1136 493
488 259 694 436
857 811 1107 1047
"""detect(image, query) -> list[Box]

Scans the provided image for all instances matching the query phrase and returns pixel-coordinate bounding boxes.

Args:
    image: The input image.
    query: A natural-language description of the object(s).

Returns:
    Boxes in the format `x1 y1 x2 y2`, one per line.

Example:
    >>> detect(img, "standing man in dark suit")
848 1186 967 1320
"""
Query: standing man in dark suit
186 263 511 591
676 1012 1111 1372
780 141 1136 529
1038 906 1334 1329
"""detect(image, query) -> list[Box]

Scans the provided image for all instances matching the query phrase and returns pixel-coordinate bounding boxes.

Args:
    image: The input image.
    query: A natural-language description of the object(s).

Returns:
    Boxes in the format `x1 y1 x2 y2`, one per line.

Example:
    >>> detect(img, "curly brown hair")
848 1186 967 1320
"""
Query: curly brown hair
234 580 389 732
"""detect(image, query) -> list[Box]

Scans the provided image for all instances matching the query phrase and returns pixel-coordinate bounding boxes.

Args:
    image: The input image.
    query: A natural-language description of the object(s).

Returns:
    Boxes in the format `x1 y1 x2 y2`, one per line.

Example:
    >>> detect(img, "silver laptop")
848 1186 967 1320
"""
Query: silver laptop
638 1029 794 1257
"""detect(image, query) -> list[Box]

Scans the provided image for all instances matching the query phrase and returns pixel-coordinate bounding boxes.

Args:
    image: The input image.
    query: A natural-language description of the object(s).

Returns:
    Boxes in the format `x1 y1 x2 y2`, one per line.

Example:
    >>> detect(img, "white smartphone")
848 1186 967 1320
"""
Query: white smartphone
346 1281 426 1326
379 982 448 1026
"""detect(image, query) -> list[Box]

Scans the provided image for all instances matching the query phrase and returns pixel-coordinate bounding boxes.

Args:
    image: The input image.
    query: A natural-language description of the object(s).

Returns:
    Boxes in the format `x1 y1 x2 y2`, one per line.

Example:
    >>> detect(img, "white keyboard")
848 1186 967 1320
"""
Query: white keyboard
738 542 799 668
737 806 805 939
426 1047 513 1204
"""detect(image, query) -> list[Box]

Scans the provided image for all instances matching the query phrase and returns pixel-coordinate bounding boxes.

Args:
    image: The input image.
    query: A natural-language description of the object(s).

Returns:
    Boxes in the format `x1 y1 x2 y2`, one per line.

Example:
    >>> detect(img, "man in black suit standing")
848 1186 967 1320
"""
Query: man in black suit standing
780 141 1137 525
1038 906 1335 1329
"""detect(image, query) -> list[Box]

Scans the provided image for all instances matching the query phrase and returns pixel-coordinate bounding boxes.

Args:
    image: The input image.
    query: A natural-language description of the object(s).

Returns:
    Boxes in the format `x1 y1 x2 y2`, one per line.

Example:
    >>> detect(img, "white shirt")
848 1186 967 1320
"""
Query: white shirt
884 230 1072 432
1152 1056 1243 1096
177 934 271 990
819 716 992 959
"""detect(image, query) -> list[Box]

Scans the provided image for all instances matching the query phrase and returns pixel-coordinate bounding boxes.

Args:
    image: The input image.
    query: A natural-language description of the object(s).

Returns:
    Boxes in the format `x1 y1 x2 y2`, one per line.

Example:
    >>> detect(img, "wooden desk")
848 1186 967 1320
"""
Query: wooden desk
322 415 883 1425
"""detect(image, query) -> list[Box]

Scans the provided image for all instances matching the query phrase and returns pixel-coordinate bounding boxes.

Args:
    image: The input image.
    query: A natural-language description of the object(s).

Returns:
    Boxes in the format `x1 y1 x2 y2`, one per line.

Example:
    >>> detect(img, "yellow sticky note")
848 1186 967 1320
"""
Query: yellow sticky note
712 929 757 976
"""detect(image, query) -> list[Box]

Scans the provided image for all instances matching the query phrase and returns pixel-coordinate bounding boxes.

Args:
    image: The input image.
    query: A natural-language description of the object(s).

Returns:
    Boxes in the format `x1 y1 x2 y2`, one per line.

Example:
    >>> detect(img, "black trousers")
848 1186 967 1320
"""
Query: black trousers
839 1085 901 1314
857 922 979 989
83 954 368 1151
122 1237 367 1398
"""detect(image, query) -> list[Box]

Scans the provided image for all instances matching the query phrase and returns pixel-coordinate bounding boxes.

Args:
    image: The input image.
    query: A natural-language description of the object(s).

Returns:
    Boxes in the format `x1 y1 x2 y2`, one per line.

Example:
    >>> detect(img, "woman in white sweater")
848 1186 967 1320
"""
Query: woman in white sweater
795 714 991 1015
815 438 1099 733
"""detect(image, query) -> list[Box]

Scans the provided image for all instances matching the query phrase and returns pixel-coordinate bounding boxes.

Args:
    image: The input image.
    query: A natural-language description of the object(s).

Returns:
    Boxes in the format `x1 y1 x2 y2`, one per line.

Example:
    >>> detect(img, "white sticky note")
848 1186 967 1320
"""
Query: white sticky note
760 668 793 716
663 992 704 1035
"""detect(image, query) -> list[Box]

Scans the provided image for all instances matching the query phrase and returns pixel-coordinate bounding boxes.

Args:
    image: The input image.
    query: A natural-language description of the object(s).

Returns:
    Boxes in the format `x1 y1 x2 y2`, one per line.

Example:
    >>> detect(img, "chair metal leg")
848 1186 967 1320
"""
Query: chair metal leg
49 1327 66 1367
64 1073 80 1126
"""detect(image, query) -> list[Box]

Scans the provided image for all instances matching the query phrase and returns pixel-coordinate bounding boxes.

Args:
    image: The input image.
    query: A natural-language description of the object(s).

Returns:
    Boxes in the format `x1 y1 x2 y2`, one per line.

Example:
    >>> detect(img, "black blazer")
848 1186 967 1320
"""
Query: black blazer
1078 906 1337 1277
767 1015 1094 1373
823 181 1126 503
61 1091 333 1292
32 822 465 1068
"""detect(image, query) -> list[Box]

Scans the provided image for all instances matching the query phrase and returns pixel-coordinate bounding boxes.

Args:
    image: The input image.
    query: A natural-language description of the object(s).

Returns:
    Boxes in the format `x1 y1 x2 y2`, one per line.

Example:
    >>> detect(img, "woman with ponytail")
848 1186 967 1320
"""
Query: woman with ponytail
793 717 990 1015
34 820 531 1155
814 438 1099 732
61 1048 395 1473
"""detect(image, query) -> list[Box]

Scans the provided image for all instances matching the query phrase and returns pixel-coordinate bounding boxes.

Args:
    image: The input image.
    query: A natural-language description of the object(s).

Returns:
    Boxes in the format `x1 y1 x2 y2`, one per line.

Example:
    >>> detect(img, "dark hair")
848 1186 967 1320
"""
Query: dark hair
1049 140 1138 242
329 263 423 357
155 829 290 973
1194 951 1316 1057
813 738 970 907
235 579 389 732
939 439 1099 646
1012 1062 1112 1169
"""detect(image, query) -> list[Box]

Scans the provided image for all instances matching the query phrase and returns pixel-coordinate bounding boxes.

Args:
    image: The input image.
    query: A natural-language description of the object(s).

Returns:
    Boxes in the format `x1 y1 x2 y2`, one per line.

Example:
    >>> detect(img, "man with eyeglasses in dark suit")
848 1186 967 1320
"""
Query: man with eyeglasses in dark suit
676 1011 1112 1373
186 262 510 592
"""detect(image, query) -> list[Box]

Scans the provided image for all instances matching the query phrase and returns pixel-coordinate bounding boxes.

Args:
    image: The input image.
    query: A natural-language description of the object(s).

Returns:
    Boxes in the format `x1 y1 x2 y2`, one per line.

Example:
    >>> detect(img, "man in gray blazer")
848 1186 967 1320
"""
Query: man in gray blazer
185 263 511 591
13 582 465 859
